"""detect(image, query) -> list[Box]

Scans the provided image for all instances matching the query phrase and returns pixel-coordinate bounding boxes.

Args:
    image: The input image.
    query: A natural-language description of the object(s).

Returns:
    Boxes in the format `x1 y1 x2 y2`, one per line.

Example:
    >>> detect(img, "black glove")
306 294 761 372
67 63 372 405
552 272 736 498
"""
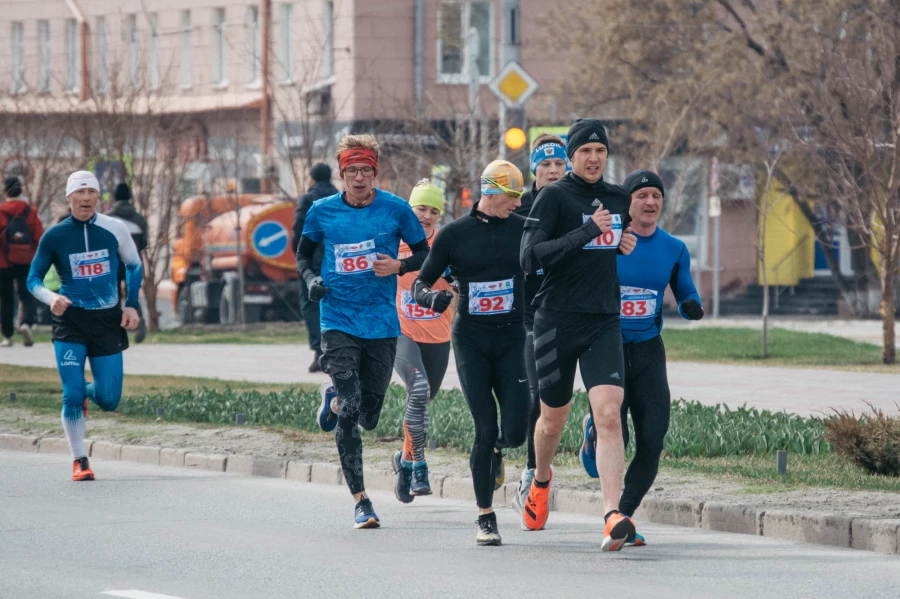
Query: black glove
681 299 704 320
423 290 454 314
306 276 329 302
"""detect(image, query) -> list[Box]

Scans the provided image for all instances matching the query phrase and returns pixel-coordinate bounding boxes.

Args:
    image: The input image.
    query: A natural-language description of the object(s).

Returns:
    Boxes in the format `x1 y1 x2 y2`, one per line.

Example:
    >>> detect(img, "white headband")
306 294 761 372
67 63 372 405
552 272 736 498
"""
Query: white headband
66 170 100 197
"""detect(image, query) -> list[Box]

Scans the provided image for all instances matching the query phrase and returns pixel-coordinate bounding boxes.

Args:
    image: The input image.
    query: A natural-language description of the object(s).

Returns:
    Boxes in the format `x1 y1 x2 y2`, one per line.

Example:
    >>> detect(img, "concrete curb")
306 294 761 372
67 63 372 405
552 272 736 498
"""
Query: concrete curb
7 437 900 556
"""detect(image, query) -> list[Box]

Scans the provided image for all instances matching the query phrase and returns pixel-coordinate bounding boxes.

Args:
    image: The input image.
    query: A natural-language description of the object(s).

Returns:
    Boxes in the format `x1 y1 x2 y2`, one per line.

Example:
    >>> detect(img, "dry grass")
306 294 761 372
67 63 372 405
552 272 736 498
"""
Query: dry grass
825 403 900 476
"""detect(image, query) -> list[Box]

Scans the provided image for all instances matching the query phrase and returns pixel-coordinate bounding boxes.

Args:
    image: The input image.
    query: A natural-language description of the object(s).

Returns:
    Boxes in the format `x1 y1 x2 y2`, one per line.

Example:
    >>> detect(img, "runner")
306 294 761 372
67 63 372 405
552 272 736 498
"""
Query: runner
580 169 703 546
391 180 453 503
26 171 142 481
519 119 638 551
511 133 569 514
413 160 529 546
296 134 429 529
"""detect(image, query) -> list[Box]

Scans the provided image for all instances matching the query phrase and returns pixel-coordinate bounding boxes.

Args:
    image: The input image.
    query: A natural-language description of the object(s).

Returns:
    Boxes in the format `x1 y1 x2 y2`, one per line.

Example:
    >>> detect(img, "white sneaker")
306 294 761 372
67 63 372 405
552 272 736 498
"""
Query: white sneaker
0 337 12 347
18 324 33 347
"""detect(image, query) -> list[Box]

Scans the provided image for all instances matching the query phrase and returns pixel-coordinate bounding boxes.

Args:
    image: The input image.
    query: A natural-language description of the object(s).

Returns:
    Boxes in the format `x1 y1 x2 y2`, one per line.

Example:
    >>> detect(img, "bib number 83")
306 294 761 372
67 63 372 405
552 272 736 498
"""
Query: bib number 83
621 300 648 317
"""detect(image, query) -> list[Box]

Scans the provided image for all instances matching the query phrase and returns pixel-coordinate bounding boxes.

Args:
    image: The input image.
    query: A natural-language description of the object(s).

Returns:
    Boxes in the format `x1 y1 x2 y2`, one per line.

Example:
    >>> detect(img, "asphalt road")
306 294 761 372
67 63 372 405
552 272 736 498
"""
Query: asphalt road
3 451 900 599
1 342 897 416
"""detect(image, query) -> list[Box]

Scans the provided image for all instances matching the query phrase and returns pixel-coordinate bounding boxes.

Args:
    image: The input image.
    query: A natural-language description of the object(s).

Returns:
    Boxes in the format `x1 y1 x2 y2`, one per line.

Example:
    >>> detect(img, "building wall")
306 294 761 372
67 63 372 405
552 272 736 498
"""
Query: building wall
757 179 814 286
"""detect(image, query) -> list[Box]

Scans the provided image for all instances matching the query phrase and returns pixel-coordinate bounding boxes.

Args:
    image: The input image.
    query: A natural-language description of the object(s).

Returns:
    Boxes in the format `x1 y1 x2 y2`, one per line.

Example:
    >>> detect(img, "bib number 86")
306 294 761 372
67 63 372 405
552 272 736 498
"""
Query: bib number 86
342 256 370 272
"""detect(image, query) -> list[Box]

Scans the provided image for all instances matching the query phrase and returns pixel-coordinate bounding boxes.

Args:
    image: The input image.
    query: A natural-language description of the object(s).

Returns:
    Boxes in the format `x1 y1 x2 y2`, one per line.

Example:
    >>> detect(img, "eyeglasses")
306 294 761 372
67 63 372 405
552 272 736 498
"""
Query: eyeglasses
343 166 375 177
482 176 523 198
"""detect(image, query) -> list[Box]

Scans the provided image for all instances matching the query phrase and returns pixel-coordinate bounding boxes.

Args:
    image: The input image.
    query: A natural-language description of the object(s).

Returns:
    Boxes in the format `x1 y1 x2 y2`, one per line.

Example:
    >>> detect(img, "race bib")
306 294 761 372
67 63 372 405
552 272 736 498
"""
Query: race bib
69 249 111 279
334 239 376 274
584 214 622 250
469 278 514 315
401 289 440 321
620 286 658 319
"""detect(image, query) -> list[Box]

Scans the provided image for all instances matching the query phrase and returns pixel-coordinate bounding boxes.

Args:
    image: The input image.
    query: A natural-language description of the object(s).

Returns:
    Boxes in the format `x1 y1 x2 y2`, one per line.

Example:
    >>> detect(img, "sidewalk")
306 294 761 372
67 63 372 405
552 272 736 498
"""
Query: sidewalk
1 342 897 416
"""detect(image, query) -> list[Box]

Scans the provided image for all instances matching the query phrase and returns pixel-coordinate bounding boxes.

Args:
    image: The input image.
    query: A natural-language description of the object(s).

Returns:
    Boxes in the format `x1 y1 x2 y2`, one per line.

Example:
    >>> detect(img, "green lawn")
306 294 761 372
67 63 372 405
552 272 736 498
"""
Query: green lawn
30 325 309 346
662 327 898 372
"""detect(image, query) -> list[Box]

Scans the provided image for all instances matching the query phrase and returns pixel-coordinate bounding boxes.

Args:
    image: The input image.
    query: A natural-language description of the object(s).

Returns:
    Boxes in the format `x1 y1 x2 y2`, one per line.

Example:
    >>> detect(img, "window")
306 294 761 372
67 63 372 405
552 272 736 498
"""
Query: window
39 20 50 92
245 6 261 84
438 1 491 81
149 13 160 90
95 17 107 92
180 11 192 87
66 19 80 92
12 22 24 93
213 8 227 84
280 4 294 81
322 0 334 78
127 14 139 87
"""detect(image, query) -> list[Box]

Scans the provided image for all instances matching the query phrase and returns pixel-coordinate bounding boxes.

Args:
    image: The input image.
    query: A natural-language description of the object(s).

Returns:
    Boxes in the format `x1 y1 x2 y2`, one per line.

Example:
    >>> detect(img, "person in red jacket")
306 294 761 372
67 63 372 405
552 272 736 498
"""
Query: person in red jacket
0 177 44 346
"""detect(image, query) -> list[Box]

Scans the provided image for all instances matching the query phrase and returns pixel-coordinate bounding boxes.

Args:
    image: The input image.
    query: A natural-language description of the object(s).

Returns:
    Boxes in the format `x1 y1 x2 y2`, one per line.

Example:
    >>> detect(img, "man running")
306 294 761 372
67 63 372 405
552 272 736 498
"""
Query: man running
580 169 703 546
520 119 637 551
511 133 569 514
296 134 429 529
392 180 453 502
413 160 529 546
27 171 142 481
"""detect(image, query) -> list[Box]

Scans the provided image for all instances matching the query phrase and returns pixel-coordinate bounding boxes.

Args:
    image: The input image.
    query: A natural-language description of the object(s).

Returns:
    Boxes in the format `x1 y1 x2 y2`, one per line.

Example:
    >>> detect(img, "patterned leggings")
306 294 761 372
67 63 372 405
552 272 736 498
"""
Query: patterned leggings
393 335 451 463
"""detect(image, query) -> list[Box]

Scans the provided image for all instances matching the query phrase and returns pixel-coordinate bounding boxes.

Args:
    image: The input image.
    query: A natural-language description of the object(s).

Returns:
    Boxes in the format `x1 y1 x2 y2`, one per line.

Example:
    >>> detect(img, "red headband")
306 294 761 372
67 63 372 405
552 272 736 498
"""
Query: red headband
339 148 378 177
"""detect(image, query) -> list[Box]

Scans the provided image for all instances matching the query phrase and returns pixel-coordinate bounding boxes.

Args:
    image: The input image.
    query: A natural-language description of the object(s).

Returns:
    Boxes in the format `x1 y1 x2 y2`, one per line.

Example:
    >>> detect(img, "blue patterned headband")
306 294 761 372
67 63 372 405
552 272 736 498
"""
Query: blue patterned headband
530 143 570 174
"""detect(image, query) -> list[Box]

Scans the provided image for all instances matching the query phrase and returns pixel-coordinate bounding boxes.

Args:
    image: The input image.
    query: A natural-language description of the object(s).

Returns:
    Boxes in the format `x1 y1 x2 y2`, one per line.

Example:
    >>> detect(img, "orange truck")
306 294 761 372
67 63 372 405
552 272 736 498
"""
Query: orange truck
170 194 301 324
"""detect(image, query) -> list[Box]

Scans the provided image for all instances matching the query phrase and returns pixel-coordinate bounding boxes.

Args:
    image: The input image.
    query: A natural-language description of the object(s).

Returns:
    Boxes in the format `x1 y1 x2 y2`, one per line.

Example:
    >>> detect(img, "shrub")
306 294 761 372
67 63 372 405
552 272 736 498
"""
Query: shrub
825 405 900 476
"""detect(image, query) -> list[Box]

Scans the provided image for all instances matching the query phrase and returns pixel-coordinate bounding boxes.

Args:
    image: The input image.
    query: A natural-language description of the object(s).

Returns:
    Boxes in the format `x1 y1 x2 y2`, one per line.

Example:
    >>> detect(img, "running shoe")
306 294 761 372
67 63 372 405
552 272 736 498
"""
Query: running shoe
601 512 636 552
580 414 599 479
625 531 646 547
18 324 33 347
511 468 535 515
411 461 432 496
317 382 338 432
493 450 505 490
521 467 552 531
354 497 380 529
392 450 414 504
72 457 94 481
476 512 502 546
0 337 12 347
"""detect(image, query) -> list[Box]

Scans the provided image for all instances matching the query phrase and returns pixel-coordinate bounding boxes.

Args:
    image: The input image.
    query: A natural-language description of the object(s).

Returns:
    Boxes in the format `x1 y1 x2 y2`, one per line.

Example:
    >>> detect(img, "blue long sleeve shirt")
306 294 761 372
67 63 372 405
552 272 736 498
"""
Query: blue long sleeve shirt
28 213 143 310
616 226 700 344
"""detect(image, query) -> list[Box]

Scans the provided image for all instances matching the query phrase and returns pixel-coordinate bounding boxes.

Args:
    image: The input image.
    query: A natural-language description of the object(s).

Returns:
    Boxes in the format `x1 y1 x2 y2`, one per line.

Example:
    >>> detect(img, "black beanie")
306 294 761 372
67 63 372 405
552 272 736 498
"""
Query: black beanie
4 177 21 198
114 182 132 202
309 162 332 183
566 119 610 158
623 169 665 197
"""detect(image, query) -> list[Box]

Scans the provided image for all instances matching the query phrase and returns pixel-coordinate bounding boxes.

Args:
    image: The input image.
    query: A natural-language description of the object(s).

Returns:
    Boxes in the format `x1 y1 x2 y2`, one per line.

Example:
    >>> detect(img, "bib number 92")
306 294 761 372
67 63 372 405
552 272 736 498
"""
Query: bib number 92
468 279 514 315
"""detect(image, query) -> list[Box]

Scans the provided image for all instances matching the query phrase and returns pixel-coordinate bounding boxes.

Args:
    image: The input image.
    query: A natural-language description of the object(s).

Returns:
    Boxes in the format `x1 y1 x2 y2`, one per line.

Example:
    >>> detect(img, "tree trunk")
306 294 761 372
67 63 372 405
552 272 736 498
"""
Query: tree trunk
882 249 896 365
144 274 160 332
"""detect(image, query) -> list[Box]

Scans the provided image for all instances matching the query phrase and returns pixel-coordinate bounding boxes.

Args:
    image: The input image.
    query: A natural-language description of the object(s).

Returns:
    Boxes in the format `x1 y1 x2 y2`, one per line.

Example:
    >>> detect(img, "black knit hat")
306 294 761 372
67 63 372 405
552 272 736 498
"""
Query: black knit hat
623 169 665 197
309 162 332 183
114 182 132 202
566 119 610 158
4 177 22 197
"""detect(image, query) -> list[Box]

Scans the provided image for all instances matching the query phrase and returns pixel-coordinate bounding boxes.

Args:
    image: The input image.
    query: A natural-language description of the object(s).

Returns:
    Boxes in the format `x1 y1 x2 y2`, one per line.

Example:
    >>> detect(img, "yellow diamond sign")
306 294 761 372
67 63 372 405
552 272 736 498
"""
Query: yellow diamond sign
489 61 539 108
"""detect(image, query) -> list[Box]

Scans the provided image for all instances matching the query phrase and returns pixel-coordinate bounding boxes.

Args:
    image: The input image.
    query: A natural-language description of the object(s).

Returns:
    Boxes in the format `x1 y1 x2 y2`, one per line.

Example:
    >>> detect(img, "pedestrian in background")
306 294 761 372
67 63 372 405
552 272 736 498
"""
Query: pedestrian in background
292 163 339 372
107 182 149 343
0 177 43 347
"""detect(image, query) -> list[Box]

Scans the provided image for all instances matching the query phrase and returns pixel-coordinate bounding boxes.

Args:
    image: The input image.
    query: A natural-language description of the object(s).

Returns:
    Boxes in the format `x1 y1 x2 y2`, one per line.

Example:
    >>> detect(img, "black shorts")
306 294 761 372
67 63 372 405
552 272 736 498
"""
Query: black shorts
532 307 624 409
52 306 129 358
320 329 397 394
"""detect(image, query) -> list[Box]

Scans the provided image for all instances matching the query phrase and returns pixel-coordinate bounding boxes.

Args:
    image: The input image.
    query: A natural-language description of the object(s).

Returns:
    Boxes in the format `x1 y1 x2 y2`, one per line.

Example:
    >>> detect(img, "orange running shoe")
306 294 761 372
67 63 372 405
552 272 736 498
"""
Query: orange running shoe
601 512 636 552
521 467 552 531
72 457 95 481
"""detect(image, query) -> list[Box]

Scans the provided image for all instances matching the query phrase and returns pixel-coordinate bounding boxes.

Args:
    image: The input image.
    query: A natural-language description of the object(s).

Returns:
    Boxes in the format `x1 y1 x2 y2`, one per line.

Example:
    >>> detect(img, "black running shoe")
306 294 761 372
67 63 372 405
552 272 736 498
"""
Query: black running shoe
354 497 381 529
392 450 414 504
476 512 502 546
411 462 432 496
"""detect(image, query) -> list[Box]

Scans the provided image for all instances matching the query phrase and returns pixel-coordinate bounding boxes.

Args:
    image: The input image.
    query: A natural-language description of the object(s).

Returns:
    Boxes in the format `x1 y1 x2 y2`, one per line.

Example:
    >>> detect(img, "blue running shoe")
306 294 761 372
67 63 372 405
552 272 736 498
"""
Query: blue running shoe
392 450 414 504
354 497 381 529
625 531 646 547
411 461 432 496
317 382 338 432
580 414 599 479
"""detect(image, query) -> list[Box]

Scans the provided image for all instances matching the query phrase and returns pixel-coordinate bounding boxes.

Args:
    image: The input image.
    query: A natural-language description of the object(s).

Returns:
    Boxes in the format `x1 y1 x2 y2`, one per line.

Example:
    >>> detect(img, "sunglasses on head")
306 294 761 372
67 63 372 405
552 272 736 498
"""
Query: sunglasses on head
482 176 523 198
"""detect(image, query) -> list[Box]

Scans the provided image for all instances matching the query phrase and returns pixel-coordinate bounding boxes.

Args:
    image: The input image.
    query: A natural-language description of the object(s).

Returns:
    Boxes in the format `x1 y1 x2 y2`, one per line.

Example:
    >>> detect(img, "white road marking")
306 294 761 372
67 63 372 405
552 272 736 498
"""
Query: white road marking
102 591 188 599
